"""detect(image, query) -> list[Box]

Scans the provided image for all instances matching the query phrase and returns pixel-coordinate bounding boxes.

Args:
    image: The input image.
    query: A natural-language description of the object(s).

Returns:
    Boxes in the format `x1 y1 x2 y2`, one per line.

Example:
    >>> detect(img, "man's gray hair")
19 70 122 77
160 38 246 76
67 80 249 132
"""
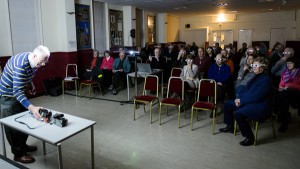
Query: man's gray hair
33 45 50 58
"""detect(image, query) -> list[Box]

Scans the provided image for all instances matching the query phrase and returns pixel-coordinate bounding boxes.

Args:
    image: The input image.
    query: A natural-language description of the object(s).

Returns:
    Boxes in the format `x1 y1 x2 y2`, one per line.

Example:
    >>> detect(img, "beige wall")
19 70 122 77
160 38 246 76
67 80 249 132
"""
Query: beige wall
179 11 298 47
167 15 180 42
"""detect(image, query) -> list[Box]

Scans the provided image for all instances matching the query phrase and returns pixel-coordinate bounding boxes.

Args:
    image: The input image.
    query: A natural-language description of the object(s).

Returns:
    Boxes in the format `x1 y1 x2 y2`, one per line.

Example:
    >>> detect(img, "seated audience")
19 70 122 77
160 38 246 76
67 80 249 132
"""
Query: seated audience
194 47 211 78
219 57 273 146
109 50 131 95
207 54 231 114
83 50 102 81
100 50 114 89
277 57 300 132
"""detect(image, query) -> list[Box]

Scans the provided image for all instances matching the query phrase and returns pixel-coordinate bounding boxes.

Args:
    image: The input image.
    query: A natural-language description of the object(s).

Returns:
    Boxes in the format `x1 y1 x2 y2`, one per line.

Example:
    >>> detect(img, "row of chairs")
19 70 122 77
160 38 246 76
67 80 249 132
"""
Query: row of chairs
133 75 276 145
133 75 218 132
62 64 103 99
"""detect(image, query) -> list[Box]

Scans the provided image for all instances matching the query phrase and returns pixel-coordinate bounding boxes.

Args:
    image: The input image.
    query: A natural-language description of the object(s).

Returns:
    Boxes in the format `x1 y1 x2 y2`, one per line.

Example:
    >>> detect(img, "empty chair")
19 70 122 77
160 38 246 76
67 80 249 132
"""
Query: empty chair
159 77 185 128
133 75 159 124
62 64 79 95
190 79 217 134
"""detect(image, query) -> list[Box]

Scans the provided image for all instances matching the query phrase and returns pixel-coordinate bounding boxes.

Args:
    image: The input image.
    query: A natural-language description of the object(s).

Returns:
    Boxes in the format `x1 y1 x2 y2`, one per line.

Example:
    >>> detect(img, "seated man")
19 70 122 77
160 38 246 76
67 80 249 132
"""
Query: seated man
207 54 231 114
84 50 102 80
219 57 273 146
194 47 211 78
109 50 131 95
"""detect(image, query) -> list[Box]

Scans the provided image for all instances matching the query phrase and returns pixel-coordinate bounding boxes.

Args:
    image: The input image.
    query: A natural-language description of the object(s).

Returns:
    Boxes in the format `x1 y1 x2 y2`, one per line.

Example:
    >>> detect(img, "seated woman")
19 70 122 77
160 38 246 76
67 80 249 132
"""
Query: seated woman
83 50 102 81
219 57 273 146
149 48 167 70
175 47 187 68
100 50 114 89
180 54 199 108
206 46 216 64
277 57 300 132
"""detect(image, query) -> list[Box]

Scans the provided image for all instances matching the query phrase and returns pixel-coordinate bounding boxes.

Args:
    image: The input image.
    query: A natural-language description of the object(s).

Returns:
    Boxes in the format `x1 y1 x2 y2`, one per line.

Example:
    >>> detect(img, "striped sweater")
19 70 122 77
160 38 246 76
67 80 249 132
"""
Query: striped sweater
0 52 37 108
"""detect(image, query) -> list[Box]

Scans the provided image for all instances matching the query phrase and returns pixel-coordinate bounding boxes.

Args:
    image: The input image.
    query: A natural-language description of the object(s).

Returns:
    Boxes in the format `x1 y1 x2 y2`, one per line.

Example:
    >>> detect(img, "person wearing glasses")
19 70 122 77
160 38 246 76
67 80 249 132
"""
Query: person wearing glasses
207 54 231 117
180 54 199 90
206 46 216 64
235 54 256 90
277 57 300 132
0 45 50 163
271 48 294 88
175 47 188 68
219 57 273 146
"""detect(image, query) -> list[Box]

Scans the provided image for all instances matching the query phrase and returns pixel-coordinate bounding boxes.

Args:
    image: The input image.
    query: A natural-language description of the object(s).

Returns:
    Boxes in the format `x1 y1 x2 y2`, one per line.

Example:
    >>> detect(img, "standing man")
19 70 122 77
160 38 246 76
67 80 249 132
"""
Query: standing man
0 45 50 163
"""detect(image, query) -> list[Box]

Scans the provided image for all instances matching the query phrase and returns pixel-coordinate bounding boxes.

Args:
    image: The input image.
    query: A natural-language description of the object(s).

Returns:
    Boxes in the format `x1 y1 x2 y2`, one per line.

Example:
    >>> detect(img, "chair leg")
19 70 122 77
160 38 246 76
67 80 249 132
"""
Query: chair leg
97 83 103 95
159 103 162 125
212 110 216 134
150 101 153 124
143 104 147 113
89 84 92 100
75 80 78 95
62 81 65 95
166 106 169 116
178 106 181 128
133 100 136 121
254 122 259 146
196 109 200 121
79 83 83 97
234 120 237 136
271 115 277 139
190 107 194 131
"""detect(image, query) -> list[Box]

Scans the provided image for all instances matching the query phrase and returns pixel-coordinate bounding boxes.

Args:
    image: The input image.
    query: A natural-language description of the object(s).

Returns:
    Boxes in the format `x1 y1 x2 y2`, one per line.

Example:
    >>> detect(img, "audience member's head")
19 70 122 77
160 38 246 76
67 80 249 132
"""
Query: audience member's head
119 50 125 60
283 48 294 58
286 57 299 70
104 50 110 57
215 54 224 66
206 46 213 54
221 49 228 58
154 48 161 58
242 43 247 49
246 54 255 66
198 47 205 58
252 57 268 74
186 54 195 65
246 47 256 56
277 43 284 53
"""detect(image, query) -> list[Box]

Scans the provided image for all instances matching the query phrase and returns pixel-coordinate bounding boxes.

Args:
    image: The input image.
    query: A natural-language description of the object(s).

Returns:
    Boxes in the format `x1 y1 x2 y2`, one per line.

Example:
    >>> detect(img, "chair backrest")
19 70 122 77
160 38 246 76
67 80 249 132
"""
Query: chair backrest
197 79 216 103
171 68 182 77
144 75 159 97
66 64 78 78
167 77 184 99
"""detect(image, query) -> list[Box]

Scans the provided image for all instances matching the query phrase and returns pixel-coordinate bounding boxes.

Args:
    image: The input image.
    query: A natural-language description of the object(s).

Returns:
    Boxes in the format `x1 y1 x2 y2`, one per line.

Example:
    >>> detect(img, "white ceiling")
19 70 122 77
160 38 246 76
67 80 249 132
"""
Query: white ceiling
100 0 300 16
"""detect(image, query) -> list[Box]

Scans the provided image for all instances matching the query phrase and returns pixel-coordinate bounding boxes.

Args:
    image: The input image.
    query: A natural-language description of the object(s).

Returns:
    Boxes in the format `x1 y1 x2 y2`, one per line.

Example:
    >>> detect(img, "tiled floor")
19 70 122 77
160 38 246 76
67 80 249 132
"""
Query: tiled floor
1 87 299 169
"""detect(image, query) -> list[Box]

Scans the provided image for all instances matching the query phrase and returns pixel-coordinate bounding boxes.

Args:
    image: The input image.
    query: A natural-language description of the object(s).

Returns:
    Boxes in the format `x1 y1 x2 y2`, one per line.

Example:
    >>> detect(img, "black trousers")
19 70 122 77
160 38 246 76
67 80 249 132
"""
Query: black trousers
0 96 27 157
112 71 126 89
224 100 269 139
278 88 300 125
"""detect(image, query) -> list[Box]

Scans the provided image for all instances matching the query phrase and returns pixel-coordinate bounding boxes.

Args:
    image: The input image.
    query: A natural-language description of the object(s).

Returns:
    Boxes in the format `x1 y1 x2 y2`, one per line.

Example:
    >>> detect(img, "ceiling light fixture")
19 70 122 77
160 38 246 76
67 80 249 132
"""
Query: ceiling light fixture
212 1 228 7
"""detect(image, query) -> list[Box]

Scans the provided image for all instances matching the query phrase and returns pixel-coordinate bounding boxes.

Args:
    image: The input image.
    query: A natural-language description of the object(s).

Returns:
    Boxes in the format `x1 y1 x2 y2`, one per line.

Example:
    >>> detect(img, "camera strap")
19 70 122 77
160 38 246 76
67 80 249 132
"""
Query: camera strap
14 112 48 129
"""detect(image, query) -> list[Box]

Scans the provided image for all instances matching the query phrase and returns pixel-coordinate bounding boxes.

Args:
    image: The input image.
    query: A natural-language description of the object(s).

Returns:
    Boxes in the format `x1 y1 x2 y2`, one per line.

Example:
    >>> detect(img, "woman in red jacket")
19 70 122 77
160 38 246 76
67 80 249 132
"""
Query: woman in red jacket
100 50 114 89
277 57 300 132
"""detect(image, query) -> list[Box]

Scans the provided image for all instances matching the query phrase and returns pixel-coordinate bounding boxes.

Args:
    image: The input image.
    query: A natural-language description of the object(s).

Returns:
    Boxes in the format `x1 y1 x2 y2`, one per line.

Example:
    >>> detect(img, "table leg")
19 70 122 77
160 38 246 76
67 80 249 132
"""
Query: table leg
161 71 164 98
127 74 130 101
1 123 6 157
91 126 95 169
57 143 63 169
43 141 46 155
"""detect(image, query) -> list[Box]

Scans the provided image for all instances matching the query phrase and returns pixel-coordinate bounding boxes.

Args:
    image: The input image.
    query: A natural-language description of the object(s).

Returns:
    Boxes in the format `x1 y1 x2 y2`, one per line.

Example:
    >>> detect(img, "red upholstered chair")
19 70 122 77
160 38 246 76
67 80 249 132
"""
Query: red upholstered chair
171 67 182 77
133 75 159 124
162 67 182 97
159 77 185 128
190 79 217 134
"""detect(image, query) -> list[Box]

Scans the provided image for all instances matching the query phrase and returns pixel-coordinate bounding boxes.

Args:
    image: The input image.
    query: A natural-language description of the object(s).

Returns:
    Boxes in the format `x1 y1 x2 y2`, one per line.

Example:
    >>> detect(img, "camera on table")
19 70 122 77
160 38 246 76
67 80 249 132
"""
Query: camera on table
39 109 52 123
53 113 68 127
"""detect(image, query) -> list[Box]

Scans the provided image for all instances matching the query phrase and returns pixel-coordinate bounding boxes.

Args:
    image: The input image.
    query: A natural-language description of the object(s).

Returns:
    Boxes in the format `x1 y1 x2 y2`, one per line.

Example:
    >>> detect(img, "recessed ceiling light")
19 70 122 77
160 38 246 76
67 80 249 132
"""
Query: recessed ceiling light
212 2 228 7
268 8 273 10
230 10 237 13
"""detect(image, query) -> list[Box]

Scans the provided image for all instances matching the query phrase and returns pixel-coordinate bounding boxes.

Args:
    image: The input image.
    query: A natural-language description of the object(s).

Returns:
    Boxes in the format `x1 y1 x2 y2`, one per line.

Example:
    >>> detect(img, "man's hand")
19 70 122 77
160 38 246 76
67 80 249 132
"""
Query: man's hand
235 98 241 107
119 69 124 72
28 104 42 119
149 56 153 62
217 82 222 86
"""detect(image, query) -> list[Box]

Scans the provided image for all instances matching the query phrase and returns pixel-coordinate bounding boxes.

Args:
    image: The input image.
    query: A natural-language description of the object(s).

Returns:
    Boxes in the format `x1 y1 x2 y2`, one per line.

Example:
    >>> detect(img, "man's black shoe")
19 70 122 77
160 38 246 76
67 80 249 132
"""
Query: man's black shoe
219 126 233 133
112 89 118 95
239 137 254 146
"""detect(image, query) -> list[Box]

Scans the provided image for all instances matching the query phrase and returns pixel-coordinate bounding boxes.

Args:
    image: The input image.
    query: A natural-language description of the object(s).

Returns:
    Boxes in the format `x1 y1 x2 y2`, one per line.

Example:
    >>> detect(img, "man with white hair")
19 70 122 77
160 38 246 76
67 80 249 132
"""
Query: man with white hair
0 45 50 163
